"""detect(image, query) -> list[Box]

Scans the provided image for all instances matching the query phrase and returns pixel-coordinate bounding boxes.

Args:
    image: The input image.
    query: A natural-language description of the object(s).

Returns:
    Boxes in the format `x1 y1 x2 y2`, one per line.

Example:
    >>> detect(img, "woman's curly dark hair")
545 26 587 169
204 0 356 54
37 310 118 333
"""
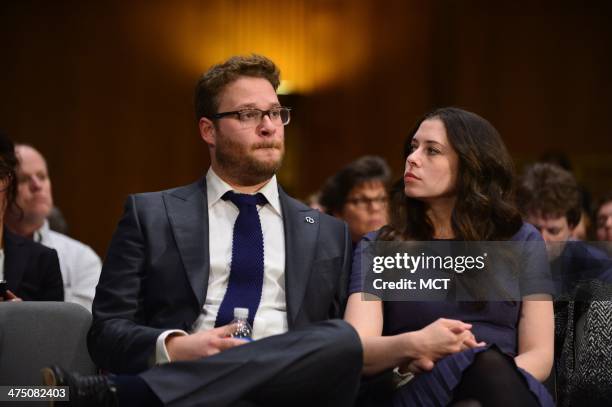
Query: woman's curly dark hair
380 107 522 242
0 132 19 214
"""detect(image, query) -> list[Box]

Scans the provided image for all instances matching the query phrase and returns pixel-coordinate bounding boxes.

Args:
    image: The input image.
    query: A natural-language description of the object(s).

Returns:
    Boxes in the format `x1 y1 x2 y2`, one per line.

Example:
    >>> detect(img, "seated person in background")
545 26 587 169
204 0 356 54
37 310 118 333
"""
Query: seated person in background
0 132 62 302
595 191 612 242
517 163 612 294
518 163 612 406
319 155 390 244
5 144 101 311
345 107 554 407
538 151 593 241
43 54 361 407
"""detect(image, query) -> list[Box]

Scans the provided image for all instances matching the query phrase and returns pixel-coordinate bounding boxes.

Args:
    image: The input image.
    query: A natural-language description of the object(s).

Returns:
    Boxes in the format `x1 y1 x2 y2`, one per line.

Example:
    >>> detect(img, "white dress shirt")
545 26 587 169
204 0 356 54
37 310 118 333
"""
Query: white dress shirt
155 168 287 364
0 248 4 281
34 220 102 311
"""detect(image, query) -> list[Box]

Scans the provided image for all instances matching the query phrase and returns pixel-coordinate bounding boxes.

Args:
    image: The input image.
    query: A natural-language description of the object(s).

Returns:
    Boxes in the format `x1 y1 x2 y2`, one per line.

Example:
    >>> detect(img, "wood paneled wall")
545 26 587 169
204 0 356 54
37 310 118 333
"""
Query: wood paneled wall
1 0 610 255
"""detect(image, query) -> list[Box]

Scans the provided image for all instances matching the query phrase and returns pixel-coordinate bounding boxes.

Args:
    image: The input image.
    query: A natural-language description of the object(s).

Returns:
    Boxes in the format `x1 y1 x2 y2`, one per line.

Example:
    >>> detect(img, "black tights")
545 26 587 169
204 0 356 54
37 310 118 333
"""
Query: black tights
450 348 540 407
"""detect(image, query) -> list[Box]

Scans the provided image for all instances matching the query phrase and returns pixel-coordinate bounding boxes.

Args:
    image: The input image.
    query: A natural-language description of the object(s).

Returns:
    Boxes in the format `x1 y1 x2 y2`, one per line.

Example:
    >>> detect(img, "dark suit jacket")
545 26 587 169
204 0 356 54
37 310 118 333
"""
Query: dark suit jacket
88 179 352 374
3 228 63 301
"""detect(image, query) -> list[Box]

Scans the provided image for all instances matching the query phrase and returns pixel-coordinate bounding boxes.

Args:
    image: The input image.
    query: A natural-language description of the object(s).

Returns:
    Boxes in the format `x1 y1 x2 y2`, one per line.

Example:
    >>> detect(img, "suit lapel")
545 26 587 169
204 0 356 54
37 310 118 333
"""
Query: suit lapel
3 230 27 293
163 179 210 307
280 188 320 328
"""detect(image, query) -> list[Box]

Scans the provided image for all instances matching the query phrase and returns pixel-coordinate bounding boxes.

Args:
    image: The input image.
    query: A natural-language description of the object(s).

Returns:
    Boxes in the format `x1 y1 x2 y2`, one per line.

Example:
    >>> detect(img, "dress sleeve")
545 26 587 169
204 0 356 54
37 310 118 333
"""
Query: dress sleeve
348 232 378 295
516 223 556 297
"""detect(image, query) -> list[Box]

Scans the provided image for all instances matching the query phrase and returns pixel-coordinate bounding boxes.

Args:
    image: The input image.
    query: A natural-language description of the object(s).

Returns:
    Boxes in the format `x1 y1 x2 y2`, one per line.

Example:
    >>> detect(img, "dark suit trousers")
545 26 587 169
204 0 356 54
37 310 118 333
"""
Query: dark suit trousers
139 319 363 407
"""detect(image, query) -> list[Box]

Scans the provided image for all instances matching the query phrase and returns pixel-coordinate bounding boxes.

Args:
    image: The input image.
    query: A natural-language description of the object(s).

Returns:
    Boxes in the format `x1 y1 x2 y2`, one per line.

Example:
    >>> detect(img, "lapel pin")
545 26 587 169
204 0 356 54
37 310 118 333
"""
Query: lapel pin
305 216 315 224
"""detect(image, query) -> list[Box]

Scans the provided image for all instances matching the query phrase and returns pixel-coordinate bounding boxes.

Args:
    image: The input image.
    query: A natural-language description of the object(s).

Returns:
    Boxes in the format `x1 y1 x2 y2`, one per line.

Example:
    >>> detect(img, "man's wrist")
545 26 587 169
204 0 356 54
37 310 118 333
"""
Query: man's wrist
155 329 187 365
165 332 185 360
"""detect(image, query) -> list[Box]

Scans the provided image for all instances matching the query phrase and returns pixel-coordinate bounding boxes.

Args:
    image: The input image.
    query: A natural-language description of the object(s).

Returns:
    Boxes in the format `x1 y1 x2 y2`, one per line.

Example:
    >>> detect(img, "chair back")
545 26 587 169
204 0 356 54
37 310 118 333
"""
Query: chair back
0 301 97 385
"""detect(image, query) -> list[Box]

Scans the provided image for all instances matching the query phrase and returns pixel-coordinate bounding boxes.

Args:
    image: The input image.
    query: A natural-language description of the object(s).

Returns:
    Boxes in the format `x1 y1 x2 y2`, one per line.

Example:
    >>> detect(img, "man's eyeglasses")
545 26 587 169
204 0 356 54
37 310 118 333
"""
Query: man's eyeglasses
346 196 388 209
212 107 291 128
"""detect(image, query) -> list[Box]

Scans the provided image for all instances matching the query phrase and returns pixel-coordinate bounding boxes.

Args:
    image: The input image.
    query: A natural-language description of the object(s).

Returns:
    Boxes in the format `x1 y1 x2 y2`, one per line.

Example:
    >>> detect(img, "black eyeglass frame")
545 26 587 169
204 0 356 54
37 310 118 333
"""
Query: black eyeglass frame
210 107 292 125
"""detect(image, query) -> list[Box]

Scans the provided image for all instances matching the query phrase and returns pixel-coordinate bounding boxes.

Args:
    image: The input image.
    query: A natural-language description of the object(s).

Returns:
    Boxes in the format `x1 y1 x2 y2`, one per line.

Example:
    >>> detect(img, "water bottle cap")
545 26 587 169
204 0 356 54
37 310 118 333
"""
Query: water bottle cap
234 307 249 319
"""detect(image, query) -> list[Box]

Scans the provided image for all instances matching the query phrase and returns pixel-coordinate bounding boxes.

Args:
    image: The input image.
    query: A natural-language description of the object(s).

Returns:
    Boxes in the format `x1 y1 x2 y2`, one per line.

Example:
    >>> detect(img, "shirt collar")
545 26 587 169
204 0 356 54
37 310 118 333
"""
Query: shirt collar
205 167 282 216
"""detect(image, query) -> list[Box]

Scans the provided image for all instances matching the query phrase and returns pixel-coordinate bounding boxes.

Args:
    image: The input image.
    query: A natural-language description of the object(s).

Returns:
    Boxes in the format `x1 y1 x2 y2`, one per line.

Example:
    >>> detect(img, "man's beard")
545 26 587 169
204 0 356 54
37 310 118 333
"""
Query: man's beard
215 136 284 186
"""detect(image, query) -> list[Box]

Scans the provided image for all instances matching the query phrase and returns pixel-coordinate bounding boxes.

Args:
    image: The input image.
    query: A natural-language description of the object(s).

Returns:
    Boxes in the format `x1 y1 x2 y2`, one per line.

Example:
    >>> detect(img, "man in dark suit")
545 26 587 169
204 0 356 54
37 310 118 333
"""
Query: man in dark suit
44 55 362 406
2 229 63 301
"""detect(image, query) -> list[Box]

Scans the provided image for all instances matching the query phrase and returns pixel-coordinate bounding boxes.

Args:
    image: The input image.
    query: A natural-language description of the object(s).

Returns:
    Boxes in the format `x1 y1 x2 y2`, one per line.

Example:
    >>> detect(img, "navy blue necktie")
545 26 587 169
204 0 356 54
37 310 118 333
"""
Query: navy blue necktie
214 191 267 328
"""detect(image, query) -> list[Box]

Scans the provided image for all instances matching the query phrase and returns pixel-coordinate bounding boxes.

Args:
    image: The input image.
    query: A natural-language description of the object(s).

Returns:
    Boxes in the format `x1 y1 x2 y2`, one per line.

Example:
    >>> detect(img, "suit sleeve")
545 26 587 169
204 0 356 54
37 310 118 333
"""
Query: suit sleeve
39 248 64 301
330 222 352 319
88 195 166 374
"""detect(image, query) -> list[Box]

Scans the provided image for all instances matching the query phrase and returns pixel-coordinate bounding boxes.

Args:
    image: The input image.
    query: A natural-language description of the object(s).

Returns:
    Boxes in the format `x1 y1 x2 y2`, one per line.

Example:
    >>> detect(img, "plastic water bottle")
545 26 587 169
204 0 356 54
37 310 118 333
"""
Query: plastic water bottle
230 307 253 341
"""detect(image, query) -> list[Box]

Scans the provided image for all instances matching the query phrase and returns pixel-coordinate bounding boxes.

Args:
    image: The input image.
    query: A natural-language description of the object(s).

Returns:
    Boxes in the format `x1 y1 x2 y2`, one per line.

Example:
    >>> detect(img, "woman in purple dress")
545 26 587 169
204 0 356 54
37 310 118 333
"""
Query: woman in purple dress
345 107 555 406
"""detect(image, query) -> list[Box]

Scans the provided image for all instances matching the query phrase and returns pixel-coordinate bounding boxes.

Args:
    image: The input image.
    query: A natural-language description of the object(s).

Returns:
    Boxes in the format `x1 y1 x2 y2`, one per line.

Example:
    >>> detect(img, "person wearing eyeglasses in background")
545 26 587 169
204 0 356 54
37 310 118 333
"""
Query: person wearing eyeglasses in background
319 156 391 245
43 54 362 407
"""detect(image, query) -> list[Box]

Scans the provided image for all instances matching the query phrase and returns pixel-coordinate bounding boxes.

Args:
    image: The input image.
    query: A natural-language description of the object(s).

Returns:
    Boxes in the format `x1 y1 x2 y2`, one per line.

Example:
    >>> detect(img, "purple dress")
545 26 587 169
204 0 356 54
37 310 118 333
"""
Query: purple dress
349 223 555 406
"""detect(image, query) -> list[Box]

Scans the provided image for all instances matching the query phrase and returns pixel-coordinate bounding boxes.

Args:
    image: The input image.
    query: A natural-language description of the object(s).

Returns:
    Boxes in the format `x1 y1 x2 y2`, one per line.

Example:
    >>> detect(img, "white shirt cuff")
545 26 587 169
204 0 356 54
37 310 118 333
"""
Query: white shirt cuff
155 329 188 365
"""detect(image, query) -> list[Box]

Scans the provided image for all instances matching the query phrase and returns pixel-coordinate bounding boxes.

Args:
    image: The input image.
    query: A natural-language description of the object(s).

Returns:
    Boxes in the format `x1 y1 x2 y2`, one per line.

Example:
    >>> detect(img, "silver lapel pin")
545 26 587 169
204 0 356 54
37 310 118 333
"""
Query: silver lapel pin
305 216 315 224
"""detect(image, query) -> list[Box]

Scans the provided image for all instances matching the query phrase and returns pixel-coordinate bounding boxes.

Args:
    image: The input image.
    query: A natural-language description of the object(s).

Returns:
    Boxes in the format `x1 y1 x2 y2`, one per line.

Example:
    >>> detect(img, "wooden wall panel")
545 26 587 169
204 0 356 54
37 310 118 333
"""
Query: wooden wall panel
1 0 610 255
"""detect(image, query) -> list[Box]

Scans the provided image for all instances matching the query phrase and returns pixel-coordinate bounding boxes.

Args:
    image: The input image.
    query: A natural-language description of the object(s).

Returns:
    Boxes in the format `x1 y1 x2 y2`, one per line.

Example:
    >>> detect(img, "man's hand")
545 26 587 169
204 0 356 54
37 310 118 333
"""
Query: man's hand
0 290 22 302
166 325 247 362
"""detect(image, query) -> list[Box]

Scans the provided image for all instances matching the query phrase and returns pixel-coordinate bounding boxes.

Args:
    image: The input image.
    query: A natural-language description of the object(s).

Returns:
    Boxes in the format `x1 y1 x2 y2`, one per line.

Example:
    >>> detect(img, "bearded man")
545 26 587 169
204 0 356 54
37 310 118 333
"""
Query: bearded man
43 55 361 407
